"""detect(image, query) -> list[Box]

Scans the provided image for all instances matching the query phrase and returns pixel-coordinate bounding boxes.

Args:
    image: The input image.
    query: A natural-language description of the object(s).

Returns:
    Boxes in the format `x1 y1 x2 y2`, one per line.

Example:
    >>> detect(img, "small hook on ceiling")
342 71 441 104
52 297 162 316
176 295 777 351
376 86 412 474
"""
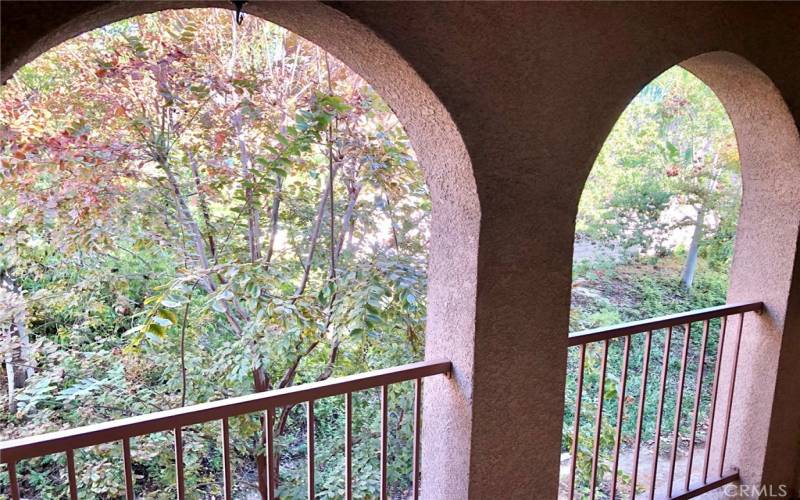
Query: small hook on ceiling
232 1 248 26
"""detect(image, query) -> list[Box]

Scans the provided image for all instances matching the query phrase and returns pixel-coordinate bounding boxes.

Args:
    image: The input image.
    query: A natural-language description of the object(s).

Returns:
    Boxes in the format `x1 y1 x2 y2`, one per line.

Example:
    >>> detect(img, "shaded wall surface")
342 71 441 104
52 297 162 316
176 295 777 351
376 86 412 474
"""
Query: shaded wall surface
3 2 800 498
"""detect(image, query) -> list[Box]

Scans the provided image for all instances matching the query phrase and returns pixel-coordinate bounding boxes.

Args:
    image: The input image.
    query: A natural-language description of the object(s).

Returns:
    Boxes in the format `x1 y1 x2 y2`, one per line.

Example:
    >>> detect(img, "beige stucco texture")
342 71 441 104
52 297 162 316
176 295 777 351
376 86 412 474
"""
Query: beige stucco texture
3 2 800 498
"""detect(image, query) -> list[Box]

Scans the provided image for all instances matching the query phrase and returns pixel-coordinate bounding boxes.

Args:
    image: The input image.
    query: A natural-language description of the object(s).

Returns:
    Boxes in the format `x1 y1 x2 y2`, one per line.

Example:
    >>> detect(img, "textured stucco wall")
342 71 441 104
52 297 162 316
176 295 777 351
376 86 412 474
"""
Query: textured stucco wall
3 2 800 498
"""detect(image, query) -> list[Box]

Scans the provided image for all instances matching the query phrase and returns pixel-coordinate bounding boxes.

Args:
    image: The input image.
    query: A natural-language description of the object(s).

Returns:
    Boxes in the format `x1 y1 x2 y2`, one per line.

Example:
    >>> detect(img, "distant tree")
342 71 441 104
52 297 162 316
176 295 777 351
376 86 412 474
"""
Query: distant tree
577 67 741 287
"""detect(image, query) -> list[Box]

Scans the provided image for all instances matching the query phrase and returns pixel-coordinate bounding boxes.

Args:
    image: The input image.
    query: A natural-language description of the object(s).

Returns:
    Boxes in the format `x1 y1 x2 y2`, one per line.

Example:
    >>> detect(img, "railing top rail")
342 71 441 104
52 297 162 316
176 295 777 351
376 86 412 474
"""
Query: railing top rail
0 359 451 464
567 301 763 347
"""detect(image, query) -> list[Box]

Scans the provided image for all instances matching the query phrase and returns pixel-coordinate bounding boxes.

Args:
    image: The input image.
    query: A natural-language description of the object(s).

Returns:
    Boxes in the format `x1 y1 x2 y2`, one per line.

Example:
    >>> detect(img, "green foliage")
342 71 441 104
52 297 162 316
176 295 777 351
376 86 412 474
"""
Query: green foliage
596 175 672 250
577 67 741 260
565 66 741 497
566 258 730 496
1 8 428 498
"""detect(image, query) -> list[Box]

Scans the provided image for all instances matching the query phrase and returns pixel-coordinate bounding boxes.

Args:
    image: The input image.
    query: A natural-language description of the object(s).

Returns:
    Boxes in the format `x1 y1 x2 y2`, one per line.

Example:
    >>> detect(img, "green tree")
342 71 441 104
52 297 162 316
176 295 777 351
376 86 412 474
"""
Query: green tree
577 67 741 287
1 9 427 498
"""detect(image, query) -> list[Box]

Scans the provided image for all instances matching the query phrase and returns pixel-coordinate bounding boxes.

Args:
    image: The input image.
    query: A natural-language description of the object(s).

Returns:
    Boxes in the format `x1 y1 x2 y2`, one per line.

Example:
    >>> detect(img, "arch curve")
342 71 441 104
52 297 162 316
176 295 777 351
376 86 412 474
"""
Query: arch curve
3 2 480 496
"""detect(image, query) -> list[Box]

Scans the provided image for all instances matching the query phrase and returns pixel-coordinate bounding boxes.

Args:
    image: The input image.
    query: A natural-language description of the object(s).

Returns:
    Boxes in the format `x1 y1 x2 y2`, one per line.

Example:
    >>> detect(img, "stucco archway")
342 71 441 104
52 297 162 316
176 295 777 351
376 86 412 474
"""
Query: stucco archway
570 49 800 494
1 2 480 497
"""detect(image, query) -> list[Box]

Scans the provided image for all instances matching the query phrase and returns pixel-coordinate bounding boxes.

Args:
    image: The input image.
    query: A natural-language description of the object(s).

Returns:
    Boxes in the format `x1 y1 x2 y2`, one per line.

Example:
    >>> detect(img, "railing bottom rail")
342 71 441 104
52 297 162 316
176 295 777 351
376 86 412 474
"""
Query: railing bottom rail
663 471 740 500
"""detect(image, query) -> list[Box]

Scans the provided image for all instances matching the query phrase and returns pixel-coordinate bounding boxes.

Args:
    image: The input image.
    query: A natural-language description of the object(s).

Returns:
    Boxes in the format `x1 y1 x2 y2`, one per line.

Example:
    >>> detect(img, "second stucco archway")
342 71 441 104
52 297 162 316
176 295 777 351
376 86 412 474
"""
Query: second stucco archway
564 49 800 496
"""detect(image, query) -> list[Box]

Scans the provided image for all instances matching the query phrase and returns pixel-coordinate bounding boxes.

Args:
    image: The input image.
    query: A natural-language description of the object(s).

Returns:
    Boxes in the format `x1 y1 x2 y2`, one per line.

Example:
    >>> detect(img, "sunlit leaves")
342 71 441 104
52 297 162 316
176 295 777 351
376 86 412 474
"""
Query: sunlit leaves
577 66 741 256
124 35 148 58
2 7 428 498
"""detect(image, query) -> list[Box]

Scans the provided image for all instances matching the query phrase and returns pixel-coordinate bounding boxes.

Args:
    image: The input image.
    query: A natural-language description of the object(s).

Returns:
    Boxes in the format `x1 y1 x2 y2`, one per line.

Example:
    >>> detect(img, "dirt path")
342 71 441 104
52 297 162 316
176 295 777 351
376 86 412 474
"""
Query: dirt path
558 442 726 499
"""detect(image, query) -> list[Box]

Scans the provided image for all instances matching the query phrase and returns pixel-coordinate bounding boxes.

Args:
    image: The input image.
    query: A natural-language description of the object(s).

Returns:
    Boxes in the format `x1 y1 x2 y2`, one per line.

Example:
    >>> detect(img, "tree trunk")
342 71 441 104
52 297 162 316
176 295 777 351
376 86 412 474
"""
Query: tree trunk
346 216 356 253
1 272 32 413
295 165 340 298
681 150 722 289
5 346 15 413
384 194 400 251
15 314 32 382
264 176 282 266
159 162 266 437
232 113 263 264
336 184 361 258
188 151 216 259
159 159 215 291
681 205 705 288
252 366 271 499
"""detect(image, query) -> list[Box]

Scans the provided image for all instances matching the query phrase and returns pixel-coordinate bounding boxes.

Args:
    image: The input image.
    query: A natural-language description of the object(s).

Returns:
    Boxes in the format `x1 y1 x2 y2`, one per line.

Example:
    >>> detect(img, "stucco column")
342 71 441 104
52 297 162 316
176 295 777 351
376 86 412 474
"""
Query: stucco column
421 170 575 499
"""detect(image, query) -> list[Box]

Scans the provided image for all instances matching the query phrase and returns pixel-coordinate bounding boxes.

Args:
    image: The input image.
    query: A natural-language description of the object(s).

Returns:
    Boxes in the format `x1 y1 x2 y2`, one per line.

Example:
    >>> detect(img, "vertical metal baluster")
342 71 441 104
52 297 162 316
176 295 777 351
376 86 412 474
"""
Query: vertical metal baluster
308 400 315 500
648 327 673 499
175 427 185 500
8 461 20 500
685 320 710 491
703 315 727 483
66 449 78 500
380 385 389 500
345 392 353 500
610 336 631 500
413 378 422 500
720 313 745 477
589 340 608 500
631 331 652 498
221 418 233 500
568 344 586 500
266 408 276 500
123 437 135 500
667 323 692 496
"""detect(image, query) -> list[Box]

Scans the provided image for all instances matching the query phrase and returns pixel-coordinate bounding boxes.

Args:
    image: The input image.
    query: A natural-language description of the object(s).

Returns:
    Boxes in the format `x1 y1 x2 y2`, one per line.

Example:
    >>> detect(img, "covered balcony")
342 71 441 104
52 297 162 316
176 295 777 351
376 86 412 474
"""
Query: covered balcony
3 2 800 499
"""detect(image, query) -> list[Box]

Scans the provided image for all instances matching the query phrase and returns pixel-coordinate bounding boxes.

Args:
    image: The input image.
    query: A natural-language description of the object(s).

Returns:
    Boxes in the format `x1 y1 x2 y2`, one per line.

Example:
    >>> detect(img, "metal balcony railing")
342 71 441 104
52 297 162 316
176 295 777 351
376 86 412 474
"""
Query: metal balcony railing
1 359 451 500
1 302 765 499
564 301 763 500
